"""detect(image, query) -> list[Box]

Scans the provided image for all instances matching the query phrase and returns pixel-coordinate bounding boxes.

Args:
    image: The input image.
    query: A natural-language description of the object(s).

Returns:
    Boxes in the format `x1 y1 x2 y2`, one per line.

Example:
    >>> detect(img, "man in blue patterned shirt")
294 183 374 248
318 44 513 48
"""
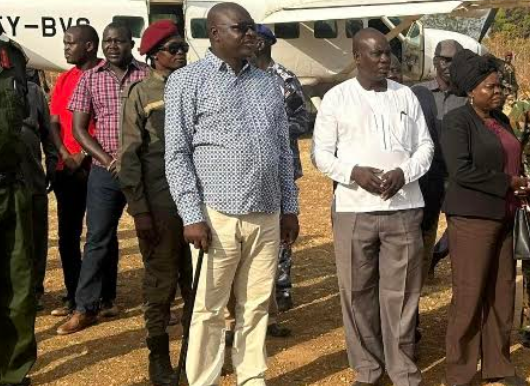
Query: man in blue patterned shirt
164 3 299 386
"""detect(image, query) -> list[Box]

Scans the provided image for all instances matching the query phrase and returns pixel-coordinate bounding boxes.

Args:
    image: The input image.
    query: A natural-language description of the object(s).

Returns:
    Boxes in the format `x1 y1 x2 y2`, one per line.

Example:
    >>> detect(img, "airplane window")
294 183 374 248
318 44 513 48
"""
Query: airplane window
112 16 145 38
409 22 420 40
368 19 390 35
191 19 208 39
346 20 363 38
149 4 184 31
275 23 300 39
314 20 338 39
388 17 401 28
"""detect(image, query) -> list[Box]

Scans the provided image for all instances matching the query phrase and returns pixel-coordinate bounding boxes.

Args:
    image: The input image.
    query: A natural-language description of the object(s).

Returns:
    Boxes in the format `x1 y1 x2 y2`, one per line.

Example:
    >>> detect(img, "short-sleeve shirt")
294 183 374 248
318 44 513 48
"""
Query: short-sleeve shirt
68 59 149 166
50 63 100 170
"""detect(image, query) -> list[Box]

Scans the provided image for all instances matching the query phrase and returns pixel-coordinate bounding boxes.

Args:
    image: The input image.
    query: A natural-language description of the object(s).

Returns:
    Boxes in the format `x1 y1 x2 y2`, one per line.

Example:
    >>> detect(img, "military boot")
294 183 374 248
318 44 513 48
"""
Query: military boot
146 334 176 386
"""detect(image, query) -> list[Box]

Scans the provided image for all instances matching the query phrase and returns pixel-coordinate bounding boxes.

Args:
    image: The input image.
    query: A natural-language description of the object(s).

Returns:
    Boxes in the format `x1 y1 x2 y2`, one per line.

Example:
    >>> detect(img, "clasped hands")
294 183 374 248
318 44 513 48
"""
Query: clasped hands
351 166 405 200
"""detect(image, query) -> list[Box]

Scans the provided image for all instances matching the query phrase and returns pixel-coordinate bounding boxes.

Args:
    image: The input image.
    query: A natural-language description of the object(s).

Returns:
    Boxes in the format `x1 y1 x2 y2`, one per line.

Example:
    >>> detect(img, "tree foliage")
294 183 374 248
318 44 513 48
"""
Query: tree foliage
492 8 530 38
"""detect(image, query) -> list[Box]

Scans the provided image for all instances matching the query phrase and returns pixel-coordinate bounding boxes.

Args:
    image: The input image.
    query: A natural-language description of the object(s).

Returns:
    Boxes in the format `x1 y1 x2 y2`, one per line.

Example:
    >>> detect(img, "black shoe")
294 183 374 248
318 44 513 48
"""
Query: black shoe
146 334 177 386
225 330 234 347
267 323 291 338
277 295 293 312
3 377 31 386
490 376 529 386
522 330 530 349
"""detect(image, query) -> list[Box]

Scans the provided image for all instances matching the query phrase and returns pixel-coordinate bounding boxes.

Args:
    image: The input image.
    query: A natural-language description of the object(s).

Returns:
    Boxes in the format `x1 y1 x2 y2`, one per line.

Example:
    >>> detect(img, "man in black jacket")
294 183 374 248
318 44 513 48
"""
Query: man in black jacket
411 40 466 282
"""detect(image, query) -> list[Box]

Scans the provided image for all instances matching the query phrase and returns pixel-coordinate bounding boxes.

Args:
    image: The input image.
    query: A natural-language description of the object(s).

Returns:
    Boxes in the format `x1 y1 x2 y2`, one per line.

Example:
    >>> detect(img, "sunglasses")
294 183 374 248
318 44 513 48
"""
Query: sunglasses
218 22 256 34
159 42 189 55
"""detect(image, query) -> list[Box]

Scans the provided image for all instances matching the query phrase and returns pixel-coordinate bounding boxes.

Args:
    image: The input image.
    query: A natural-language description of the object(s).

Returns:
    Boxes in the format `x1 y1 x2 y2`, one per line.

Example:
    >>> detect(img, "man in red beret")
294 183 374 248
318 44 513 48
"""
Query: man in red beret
117 19 192 386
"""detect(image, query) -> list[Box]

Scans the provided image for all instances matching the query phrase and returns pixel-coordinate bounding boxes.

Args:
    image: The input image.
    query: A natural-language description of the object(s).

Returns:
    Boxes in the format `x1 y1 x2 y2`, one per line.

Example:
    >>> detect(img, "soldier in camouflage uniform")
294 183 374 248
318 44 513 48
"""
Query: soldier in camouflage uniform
506 99 530 348
255 25 309 316
0 27 37 386
501 52 519 102
117 21 192 386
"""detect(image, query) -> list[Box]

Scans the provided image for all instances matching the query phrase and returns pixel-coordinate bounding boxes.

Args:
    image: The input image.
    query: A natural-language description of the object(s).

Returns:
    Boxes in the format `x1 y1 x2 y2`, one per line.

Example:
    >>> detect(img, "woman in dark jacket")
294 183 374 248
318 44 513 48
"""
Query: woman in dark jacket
441 50 529 386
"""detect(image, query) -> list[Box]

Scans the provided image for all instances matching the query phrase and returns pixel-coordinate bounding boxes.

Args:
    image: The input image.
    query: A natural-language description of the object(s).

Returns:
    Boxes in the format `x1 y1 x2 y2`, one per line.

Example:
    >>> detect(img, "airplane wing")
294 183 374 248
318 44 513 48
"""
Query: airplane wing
258 0 530 24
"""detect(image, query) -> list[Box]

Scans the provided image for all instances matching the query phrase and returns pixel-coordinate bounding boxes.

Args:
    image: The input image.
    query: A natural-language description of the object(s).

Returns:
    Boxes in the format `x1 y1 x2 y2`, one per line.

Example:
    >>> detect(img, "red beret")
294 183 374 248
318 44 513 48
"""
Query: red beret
139 20 179 55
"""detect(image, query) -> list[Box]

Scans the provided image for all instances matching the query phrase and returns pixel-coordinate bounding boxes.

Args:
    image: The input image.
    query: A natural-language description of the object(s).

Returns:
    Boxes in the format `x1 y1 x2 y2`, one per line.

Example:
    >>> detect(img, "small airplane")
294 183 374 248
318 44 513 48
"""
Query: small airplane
2 0 529 107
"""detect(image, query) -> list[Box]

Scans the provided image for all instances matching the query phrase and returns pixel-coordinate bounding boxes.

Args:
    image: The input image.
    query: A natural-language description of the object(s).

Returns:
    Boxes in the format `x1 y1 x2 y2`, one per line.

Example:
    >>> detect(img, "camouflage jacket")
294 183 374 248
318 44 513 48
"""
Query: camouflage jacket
266 61 309 180
505 99 530 175
501 62 519 97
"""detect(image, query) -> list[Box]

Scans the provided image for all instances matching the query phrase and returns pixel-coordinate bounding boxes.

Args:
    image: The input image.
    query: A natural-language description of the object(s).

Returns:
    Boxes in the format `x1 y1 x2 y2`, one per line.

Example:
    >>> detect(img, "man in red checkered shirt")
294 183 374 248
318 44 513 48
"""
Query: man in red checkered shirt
57 22 148 335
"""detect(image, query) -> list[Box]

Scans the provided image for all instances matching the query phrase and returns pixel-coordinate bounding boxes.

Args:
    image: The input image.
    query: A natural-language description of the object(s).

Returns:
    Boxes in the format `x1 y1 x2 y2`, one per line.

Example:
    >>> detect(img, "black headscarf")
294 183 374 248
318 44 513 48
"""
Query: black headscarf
450 49 499 97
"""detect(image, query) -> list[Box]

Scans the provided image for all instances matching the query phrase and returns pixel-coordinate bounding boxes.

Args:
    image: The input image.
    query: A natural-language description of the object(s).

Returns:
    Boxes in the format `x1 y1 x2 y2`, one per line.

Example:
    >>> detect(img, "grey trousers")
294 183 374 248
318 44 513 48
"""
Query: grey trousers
333 209 424 386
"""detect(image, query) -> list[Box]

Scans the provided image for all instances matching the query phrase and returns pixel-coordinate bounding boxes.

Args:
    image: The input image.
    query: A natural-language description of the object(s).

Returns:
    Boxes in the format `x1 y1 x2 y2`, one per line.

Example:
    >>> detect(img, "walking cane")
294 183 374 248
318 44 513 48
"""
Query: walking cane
175 248 205 386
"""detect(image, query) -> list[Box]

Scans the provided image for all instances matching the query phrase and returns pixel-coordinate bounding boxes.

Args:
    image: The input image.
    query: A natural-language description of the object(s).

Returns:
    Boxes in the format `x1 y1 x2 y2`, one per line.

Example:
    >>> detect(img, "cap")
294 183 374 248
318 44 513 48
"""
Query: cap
139 20 179 56
255 24 277 45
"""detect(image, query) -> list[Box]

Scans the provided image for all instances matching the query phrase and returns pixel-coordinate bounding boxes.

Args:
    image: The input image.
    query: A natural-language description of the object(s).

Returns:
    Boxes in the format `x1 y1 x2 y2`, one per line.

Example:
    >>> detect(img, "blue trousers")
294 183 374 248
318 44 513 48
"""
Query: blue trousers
75 166 125 313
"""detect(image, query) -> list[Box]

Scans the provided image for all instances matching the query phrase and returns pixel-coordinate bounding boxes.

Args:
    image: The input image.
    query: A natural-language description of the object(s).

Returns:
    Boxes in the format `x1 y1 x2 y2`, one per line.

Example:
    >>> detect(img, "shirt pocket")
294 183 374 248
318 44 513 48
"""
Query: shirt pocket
388 112 415 153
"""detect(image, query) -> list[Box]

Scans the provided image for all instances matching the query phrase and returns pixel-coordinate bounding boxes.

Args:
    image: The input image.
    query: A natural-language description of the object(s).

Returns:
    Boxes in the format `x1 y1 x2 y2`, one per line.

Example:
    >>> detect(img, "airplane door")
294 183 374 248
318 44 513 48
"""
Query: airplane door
402 21 424 82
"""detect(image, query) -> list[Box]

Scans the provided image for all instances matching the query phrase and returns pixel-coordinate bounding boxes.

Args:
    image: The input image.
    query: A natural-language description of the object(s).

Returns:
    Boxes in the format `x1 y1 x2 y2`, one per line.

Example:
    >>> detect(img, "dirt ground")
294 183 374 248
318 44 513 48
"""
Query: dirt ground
33 139 529 386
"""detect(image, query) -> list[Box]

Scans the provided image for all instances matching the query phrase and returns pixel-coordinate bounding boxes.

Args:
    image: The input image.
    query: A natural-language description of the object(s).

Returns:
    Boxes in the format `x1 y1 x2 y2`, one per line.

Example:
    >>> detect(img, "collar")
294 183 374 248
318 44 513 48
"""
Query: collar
426 79 442 91
266 59 277 73
151 69 168 82
205 49 251 75
96 58 143 72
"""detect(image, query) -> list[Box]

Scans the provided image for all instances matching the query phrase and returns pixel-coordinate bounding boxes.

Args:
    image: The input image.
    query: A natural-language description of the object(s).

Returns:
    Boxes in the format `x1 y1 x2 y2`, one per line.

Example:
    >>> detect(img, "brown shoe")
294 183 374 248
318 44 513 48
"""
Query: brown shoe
56 311 97 335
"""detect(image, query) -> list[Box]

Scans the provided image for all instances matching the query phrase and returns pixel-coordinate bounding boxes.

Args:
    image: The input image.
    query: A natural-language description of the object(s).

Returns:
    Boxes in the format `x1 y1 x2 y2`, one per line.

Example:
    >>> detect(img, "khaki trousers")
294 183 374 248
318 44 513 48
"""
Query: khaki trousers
226 280 279 330
445 216 516 384
333 209 424 386
186 207 279 386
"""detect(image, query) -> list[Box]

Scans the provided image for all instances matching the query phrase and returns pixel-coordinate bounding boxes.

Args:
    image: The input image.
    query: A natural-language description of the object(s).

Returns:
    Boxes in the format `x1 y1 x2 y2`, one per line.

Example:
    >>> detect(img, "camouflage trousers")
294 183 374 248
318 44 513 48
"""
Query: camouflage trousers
276 245 292 297
521 260 530 332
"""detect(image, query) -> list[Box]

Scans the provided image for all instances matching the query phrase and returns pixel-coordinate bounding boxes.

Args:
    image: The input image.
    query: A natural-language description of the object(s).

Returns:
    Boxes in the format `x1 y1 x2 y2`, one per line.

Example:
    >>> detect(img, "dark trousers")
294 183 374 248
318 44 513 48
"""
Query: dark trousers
54 169 87 305
0 184 37 384
522 260 530 331
31 193 48 296
446 216 516 384
75 166 125 313
138 207 192 338
276 245 292 296
333 209 423 386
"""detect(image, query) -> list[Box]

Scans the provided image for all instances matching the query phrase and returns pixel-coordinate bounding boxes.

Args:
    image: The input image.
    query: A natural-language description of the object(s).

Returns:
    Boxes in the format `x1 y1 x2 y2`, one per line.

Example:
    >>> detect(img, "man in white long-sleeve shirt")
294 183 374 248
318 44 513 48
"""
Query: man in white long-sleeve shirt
312 28 433 386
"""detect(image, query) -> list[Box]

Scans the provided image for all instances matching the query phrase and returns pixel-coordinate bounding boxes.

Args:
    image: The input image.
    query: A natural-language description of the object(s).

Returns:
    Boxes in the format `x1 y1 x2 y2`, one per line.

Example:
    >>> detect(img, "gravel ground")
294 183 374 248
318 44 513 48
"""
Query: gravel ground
33 139 529 386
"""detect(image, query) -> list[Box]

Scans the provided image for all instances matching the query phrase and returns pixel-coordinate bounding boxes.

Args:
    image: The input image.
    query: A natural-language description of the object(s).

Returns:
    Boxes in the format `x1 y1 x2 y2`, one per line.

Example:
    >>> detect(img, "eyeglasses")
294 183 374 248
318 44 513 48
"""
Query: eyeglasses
217 22 256 34
159 42 189 55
